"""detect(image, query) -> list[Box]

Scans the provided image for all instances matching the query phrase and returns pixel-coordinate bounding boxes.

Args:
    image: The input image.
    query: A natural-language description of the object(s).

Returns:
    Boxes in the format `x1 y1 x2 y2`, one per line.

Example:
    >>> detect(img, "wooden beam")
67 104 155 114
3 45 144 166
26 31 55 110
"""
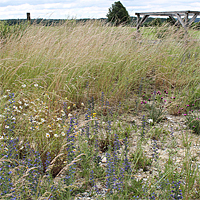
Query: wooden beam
184 12 189 26
135 11 200 16
137 15 149 30
175 13 187 30
189 13 198 26
136 13 140 25
168 15 176 23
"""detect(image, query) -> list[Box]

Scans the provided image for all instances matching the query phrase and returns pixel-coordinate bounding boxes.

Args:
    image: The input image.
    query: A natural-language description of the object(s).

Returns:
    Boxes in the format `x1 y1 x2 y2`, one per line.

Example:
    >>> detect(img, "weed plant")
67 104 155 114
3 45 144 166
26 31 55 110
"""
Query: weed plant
0 21 200 199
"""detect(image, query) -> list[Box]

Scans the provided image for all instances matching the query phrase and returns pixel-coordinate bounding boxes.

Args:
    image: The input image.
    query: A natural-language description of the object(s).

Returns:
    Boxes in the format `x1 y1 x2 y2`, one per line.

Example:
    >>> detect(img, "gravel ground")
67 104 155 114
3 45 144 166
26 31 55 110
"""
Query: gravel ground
69 110 200 199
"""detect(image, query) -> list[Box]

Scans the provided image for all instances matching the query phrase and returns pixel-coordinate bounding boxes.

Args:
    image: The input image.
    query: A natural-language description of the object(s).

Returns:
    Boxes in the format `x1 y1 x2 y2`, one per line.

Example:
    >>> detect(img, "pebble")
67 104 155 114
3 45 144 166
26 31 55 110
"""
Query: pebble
101 157 107 163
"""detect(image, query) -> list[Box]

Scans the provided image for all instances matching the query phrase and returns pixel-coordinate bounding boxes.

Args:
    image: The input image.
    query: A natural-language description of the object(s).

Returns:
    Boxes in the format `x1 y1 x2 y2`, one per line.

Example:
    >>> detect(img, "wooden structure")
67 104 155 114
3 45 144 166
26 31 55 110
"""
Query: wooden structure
27 12 31 22
135 10 200 30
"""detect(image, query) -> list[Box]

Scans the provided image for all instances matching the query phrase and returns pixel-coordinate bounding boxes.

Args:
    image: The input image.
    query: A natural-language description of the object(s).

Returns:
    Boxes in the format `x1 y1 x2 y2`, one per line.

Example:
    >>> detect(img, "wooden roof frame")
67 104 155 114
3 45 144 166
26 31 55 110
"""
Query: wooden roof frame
135 10 200 30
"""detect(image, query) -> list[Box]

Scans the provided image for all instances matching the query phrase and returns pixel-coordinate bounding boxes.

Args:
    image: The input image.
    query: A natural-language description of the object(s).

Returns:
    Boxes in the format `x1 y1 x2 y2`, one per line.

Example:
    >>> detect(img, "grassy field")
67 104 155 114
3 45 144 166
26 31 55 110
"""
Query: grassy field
0 20 200 199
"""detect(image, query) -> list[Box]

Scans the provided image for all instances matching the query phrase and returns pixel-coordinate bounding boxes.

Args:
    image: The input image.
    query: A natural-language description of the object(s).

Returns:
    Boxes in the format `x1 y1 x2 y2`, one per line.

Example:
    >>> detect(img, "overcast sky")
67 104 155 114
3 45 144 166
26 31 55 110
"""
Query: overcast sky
0 0 200 19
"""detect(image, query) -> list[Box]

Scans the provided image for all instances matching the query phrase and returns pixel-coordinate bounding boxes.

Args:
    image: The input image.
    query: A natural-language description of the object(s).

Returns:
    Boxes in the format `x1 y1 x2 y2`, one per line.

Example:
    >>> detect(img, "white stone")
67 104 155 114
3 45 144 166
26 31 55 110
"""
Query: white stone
101 157 107 163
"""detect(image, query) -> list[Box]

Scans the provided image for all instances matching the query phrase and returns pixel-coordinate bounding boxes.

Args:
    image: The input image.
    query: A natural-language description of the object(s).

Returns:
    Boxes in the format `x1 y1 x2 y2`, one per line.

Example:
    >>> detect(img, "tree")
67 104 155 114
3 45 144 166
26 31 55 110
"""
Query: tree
106 1 130 26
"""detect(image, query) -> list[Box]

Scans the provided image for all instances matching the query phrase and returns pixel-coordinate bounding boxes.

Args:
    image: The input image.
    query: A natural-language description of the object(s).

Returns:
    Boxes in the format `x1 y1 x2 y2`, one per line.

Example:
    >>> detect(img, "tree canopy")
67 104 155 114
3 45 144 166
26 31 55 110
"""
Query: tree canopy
106 1 130 26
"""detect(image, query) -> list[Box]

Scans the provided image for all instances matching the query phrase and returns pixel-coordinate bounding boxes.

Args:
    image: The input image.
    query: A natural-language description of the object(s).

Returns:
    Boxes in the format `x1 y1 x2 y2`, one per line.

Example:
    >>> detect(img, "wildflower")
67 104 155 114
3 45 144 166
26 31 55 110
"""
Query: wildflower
183 114 187 116
41 118 45 122
34 83 38 87
93 113 97 118
22 84 26 88
67 106 70 110
68 113 72 117
81 102 84 106
61 132 65 136
54 134 58 137
56 117 62 121
148 119 153 124
0 136 4 140
46 133 50 138
73 104 76 107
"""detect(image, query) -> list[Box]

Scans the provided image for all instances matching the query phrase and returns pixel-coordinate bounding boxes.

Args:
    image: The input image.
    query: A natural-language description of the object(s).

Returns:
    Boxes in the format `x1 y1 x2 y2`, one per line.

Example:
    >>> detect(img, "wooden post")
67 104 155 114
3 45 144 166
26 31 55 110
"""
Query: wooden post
175 13 187 30
168 15 176 24
136 14 140 25
27 13 31 22
184 12 189 27
136 15 149 30
189 13 198 26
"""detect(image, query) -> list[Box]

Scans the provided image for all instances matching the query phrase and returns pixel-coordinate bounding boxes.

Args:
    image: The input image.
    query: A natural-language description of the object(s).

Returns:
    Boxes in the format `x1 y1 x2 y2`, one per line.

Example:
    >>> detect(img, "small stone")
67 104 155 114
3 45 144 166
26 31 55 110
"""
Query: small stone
102 157 107 163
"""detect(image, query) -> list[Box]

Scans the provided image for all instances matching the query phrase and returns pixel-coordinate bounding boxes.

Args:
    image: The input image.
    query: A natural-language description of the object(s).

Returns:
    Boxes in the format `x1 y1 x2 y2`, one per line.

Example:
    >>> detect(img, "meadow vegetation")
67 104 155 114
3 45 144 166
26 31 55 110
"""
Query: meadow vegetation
0 20 200 199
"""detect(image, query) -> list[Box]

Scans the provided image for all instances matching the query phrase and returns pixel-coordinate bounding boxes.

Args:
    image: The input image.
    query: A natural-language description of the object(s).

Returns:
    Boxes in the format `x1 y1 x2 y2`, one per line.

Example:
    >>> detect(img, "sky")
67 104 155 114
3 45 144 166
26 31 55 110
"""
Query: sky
0 0 200 20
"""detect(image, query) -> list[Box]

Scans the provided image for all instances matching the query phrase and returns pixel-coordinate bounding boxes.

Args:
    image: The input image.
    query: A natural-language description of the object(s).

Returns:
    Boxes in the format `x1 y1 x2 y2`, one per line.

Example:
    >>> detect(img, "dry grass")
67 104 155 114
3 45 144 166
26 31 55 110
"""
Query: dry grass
0 21 199 107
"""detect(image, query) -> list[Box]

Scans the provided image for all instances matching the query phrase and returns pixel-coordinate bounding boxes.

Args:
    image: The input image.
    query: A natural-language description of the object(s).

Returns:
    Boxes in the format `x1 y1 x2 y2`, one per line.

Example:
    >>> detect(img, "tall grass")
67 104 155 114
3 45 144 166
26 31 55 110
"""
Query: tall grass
1 21 199 105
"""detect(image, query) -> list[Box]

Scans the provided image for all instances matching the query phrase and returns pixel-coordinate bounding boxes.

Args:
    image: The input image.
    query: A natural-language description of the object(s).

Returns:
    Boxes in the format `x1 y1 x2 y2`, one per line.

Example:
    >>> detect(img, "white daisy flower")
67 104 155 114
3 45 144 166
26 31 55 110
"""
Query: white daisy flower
61 132 65 136
46 133 50 138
